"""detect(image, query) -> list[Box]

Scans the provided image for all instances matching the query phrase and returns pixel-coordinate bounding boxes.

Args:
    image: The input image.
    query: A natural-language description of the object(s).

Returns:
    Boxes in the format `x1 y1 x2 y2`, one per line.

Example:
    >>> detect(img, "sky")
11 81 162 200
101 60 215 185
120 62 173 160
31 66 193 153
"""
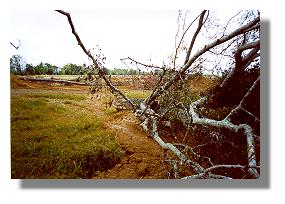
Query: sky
10 10 242 70
10 10 180 69
2 0 285 203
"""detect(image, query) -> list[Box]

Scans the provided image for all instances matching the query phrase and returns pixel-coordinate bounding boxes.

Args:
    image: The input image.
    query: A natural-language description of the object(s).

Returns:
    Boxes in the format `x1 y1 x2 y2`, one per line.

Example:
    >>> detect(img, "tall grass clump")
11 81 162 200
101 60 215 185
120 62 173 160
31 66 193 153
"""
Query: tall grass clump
11 95 124 179
27 93 87 101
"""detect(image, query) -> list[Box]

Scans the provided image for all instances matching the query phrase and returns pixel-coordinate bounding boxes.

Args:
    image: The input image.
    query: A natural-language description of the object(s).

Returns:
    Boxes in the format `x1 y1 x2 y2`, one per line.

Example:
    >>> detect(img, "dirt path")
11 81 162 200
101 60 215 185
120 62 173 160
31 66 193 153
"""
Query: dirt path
85 98 166 179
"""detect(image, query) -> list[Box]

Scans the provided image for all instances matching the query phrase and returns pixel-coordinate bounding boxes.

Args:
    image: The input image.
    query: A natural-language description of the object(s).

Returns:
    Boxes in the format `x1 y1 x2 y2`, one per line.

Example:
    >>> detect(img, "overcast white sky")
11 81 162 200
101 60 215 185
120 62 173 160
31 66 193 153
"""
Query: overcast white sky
3 0 285 203
10 10 181 68
9 10 242 70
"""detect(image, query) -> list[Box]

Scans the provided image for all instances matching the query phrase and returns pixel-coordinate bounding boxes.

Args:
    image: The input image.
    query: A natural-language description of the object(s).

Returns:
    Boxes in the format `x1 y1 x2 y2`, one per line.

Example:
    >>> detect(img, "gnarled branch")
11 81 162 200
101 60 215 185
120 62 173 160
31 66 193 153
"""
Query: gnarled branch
56 10 136 111
146 15 260 105
187 97 259 178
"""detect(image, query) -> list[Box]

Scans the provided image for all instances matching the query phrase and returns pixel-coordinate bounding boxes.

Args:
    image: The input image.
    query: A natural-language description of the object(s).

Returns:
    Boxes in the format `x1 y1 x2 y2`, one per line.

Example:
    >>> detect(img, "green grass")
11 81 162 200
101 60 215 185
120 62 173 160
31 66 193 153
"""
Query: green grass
27 93 87 101
104 107 117 115
63 100 87 108
125 90 151 99
11 93 124 179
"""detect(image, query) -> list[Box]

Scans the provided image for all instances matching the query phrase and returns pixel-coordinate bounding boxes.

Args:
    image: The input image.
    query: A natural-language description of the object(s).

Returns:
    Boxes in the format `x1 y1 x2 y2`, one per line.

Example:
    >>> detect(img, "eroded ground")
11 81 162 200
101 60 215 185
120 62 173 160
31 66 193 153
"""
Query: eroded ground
11 76 166 179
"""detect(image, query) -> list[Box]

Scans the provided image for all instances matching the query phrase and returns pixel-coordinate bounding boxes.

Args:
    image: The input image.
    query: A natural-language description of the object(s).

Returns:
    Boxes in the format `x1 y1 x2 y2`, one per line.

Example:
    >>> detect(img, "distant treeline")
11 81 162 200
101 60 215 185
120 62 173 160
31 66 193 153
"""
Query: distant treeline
10 54 148 76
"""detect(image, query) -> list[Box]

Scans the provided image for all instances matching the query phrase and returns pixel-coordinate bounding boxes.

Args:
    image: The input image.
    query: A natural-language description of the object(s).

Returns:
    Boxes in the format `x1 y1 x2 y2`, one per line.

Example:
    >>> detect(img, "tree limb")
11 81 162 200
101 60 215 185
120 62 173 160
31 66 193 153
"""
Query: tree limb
120 57 163 70
187 96 259 178
225 76 260 122
184 10 207 64
57 10 260 179
10 40 21 50
173 11 201 69
23 77 87 86
146 15 260 105
182 164 259 179
56 10 136 111
237 40 260 54
139 103 205 174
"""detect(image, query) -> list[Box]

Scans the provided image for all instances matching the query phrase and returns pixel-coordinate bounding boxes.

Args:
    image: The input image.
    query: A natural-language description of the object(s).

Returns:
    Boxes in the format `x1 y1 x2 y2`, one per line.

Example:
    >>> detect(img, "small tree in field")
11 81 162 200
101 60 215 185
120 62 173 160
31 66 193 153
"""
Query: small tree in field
57 10 260 179
10 54 26 75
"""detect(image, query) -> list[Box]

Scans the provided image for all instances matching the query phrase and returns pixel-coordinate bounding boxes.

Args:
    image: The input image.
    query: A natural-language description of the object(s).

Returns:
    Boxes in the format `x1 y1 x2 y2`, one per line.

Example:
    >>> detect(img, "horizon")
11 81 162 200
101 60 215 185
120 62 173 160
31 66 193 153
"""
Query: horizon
10 10 248 73
10 10 179 69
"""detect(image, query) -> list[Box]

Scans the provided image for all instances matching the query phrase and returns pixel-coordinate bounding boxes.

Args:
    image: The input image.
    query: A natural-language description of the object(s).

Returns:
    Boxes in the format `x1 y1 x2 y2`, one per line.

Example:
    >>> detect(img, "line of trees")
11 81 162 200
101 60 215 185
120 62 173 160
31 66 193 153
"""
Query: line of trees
10 54 148 76
10 54 61 75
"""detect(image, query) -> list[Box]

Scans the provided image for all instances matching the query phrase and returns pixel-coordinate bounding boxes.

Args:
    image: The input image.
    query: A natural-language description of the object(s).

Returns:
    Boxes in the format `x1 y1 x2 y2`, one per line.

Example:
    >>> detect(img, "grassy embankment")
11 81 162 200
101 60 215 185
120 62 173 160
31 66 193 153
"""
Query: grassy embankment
11 90 124 179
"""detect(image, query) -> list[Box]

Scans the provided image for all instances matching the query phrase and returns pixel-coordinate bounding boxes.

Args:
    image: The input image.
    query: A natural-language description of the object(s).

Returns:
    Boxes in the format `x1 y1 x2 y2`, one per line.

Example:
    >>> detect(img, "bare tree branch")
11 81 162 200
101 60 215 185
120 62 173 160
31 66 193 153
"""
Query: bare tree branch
57 10 260 179
187 96 259 178
221 11 242 37
10 40 21 50
173 11 201 69
56 10 136 111
182 164 259 179
184 10 208 64
173 143 214 166
146 15 260 105
237 40 260 53
239 106 260 122
225 76 260 122
55 10 99 68
139 103 205 174
120 57 163 70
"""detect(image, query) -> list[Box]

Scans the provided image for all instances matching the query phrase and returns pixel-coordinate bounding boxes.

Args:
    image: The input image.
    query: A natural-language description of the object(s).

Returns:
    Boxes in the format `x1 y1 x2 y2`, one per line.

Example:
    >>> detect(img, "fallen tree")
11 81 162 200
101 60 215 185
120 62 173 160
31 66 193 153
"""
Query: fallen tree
56 10 260 179
22 77 87 86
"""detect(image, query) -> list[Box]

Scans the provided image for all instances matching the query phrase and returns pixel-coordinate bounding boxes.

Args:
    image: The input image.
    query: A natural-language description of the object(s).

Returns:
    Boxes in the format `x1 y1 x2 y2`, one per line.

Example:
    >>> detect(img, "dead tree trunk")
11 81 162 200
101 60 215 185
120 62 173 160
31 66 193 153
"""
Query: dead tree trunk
57 10 260 179
23 77 87 86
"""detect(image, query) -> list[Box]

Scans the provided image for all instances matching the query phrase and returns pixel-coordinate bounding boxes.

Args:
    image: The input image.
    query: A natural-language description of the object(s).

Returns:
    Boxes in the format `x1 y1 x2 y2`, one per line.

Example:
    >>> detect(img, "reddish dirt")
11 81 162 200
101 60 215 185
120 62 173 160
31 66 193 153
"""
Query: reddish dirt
94 111 166 179
11 76 167 179
84 98 166 179
11 76 256 179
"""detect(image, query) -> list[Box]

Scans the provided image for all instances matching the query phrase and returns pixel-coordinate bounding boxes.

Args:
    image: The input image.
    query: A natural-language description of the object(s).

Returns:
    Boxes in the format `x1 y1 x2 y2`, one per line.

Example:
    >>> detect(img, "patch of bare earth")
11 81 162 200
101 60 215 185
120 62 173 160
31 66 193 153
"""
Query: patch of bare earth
98 115 165 178
12 76 166 179
85 98 166 179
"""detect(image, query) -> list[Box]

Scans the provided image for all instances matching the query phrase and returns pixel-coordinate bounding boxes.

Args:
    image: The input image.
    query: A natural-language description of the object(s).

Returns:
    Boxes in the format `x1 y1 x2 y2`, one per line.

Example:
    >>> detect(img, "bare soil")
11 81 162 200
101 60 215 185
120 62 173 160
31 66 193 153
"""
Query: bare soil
84 95 166 179
12 75 253 179
11 76 167 179
92 110 166 179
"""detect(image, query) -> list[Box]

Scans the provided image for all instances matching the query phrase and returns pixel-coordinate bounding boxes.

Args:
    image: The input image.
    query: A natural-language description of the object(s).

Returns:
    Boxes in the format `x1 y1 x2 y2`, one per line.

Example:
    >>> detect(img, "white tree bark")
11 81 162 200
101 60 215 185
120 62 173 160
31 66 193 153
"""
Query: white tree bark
140 103 205 174
146 15 260 104
56 10 136 111
182 164 259 179
187 97 259 178
58 10 260 179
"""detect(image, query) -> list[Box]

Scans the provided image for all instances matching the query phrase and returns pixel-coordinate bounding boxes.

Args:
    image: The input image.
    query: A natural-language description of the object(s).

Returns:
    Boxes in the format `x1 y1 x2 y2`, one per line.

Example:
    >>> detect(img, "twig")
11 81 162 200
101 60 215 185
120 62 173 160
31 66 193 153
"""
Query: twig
10 40 21 50
173 11 201 69
139 102 205 174
240 106 260 122
188 96 259 178
225 76 260 122
182 164 259 179
120 57 163 70
56 10 136 111
221 11 242 37
173 143 214 166
147 15 260 104
184 10 208 64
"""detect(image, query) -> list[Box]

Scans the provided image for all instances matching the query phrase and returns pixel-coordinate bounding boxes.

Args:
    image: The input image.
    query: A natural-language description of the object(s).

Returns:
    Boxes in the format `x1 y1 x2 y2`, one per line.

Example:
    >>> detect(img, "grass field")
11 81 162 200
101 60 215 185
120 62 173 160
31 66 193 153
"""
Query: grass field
11 86 124 178
10 74 223 179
